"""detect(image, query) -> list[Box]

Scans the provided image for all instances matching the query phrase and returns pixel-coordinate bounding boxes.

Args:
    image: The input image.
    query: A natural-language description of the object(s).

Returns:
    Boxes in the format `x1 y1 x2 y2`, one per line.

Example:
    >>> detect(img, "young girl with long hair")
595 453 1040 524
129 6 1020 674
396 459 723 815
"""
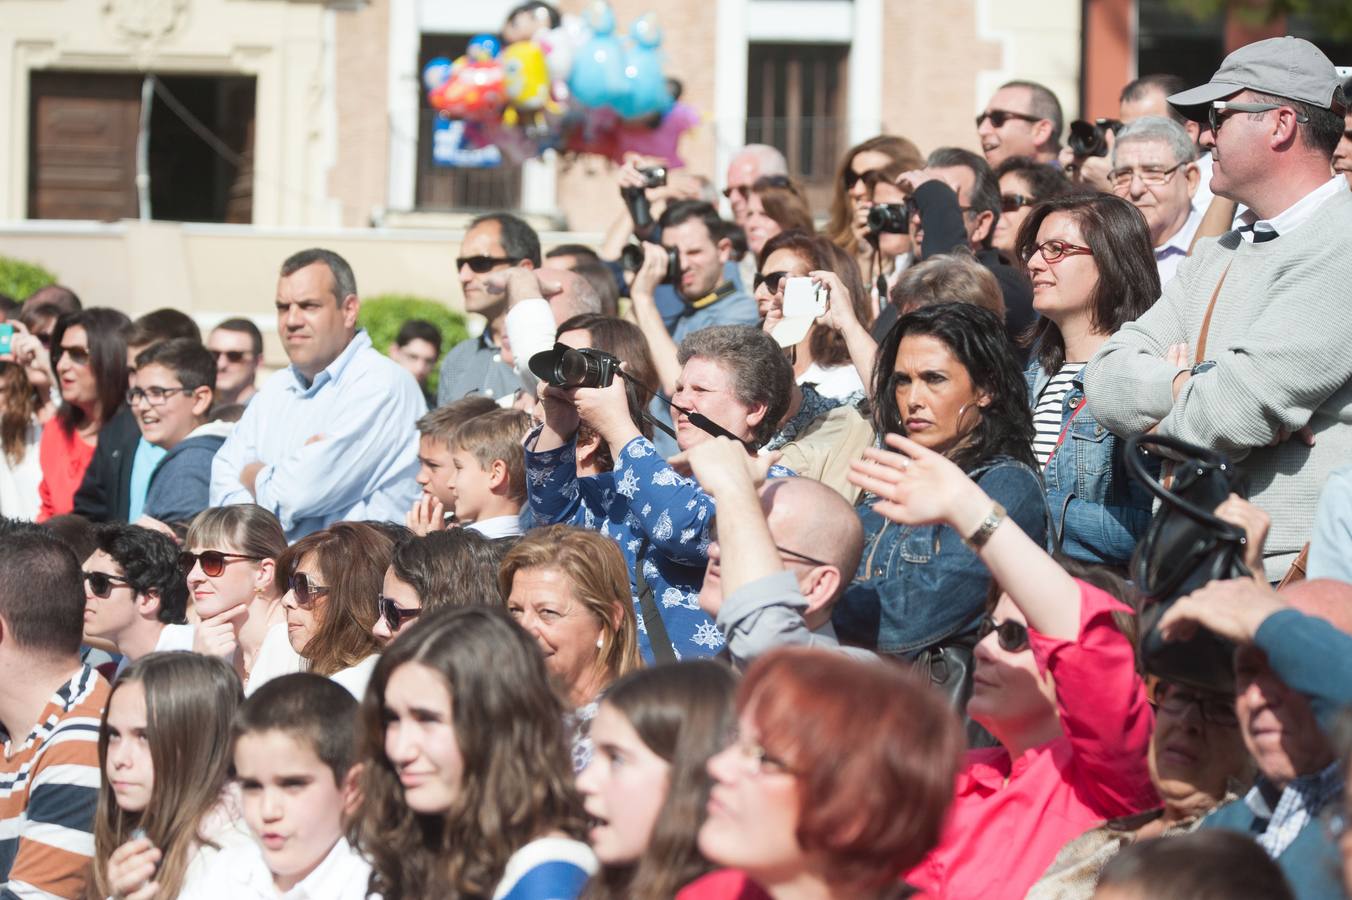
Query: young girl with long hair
579 661 737 899
350 606 596 899
90 653 249 899
0 361 42 519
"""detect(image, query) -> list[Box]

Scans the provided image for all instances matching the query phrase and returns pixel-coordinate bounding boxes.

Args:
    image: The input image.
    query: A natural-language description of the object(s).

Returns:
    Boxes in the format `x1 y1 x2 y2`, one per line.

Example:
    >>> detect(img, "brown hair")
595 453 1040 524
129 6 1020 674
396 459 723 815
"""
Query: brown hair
451 408 531 504
751 177 814 235
888 251 1006 320
390 529 502 610
582 661 738 900
0 361 38 464
185 504 287 570
350 606 585 898
498 525 639 690
825 135 925 255
757 231 873 369
555 313 660 469
90 654 243 900
275 522 390 676
741 648 962 894
416 395 499 444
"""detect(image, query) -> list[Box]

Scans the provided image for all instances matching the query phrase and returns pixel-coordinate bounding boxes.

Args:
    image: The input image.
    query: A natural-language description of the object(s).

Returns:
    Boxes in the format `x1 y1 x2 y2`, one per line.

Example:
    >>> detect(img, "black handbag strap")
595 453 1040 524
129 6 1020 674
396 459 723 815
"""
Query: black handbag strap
634 539 677 664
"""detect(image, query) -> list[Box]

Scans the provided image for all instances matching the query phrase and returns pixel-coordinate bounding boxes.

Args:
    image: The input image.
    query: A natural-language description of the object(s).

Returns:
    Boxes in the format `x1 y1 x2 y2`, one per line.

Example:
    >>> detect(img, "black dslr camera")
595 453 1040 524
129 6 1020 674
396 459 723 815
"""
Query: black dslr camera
867 201 915 236
1067 118 1122 158
620 241 680 285
621 166 668 238
528 344 622 390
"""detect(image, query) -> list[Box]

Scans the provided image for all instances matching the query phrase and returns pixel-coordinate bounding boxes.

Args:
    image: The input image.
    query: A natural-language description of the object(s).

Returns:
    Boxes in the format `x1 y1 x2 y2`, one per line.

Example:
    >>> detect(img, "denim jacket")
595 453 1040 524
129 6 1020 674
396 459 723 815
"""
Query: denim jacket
832 455 1049 658
1026 364 1157 567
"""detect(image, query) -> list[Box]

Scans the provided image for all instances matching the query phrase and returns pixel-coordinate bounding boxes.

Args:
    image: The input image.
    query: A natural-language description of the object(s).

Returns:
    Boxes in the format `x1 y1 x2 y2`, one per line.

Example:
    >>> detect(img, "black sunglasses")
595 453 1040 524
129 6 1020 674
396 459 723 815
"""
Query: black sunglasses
976 109 1043 129
456 255 517 274
1000 193 1035 213
843 168 880 190
84 570 133 599
178 550 264 578
977 614 1030 652
753 271 790 294
378 595 423 633
213 349 253 364
289 572 331 609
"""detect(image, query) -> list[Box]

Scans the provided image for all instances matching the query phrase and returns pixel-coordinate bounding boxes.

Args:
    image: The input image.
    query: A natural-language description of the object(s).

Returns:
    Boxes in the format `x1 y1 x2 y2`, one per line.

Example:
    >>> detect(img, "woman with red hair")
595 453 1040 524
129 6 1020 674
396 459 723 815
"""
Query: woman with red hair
679 648 962 899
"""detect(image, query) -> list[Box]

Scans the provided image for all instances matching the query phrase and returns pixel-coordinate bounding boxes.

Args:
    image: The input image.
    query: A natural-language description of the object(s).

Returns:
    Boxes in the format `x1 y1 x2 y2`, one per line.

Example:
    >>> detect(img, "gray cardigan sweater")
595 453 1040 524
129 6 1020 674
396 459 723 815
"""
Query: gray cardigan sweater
1085 187 1352 578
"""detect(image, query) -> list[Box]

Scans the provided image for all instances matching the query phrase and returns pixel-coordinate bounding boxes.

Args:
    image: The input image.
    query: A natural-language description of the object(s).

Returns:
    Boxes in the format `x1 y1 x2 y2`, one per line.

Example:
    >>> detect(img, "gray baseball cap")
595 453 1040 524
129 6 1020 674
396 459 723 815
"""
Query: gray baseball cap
1168 36 1345 120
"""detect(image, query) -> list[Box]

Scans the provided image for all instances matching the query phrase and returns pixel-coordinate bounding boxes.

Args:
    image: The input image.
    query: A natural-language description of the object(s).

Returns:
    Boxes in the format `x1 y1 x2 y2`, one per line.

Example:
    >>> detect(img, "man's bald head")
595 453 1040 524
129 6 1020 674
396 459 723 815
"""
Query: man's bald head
541 267 602 324
1279 578 1352 636
761 476 864 597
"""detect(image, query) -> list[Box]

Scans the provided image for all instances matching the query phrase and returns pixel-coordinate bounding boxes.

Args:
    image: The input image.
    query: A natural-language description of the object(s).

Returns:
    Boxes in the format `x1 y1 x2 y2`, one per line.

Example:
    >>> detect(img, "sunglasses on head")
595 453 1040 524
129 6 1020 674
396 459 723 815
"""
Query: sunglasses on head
378 595 423 633
213 349 253 364
84 570 133 599
289 572 331 609
456 255 517 274
753 271 790 294
178 550 264 578
978 614 1029 652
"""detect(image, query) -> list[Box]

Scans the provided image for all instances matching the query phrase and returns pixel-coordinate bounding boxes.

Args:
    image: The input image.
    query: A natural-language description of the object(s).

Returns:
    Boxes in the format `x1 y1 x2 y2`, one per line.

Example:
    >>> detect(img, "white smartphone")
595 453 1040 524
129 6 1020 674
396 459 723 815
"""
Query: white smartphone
782 277 828 318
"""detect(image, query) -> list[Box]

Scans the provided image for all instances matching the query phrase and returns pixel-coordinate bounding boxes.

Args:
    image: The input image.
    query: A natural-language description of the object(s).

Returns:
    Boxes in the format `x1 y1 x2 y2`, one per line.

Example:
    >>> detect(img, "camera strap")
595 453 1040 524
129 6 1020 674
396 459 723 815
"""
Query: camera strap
687 281 737 311
633 538 677 664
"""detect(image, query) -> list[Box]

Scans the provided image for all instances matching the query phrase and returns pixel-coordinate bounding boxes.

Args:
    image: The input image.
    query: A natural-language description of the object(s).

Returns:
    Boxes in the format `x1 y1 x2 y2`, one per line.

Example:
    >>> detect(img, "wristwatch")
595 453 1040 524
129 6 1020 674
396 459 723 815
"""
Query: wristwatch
1191 360 1216 376
963 502 1006 551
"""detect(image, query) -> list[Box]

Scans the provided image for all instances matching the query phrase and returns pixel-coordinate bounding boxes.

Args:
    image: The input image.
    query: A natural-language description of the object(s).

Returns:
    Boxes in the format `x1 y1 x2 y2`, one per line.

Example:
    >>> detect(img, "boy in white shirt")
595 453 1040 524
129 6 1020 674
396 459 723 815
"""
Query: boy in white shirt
189 673 370 899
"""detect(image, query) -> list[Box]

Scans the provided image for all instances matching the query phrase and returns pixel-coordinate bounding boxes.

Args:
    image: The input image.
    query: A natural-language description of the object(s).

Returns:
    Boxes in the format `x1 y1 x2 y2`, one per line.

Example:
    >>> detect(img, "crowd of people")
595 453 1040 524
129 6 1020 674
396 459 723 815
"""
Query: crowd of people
3 16 1352 899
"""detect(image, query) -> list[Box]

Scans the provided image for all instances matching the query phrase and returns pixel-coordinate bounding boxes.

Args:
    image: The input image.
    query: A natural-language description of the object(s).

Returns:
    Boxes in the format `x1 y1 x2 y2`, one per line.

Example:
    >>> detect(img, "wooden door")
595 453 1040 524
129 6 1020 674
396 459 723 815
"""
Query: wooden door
29 72 143 220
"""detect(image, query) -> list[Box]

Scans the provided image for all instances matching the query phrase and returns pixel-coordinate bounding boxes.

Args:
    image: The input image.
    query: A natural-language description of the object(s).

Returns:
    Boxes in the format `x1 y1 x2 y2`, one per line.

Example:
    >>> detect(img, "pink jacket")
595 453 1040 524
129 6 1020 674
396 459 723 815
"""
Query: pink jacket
906 581 1158 900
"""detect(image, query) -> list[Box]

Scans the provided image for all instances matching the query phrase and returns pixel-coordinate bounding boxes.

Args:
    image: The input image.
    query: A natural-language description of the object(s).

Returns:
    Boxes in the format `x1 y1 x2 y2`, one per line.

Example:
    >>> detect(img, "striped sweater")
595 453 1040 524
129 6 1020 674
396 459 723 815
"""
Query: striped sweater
1 666 108 900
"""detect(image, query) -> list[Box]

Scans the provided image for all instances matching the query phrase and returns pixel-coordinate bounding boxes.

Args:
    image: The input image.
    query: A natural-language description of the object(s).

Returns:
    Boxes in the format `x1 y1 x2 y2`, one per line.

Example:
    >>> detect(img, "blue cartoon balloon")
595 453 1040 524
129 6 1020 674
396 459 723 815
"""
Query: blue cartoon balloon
613 13 672 119
568 1 627 109
423 56 454 94
466 33 501 62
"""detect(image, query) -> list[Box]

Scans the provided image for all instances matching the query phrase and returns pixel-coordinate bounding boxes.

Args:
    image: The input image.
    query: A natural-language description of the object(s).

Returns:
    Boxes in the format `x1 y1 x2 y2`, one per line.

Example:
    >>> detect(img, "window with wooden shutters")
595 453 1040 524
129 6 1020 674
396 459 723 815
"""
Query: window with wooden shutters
745 42 849 214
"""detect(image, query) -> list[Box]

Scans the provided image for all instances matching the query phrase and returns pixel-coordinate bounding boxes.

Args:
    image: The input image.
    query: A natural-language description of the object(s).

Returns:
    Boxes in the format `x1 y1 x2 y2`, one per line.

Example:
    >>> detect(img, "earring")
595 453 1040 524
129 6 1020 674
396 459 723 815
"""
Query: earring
596 636 604 649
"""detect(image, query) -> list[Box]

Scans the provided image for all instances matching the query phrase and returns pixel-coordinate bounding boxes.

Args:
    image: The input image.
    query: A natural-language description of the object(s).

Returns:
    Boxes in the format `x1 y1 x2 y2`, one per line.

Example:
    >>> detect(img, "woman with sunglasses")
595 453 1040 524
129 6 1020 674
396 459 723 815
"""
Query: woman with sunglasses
500 525 639 771
181 504 294 691
991 157 1072 260
678 647 962 900
351 605 596 899
824 135 925 292
832 302 1049 665
1018 193 1160 567
268 521 391 699
372 528 502 644
846 432 1156 900
36 308 131 520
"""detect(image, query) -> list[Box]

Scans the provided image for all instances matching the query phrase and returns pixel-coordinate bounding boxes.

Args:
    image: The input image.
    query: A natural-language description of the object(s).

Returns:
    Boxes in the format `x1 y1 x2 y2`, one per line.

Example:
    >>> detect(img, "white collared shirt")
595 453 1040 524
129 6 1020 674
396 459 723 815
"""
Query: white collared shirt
467 514 524 540
1155 204 1205 286
1240 175 1351 241
184 836 372 900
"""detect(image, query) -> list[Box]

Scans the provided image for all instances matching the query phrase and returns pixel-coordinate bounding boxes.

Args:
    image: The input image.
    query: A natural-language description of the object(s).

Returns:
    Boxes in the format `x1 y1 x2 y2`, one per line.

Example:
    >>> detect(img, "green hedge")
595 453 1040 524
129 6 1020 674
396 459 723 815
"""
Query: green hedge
0 256 57 302
358 294 469 396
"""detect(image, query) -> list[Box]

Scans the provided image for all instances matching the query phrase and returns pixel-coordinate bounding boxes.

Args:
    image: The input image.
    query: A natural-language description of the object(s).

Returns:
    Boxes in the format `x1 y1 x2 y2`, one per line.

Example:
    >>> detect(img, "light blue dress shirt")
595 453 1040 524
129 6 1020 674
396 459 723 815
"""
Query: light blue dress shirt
126 437 168 521
209 330 426 541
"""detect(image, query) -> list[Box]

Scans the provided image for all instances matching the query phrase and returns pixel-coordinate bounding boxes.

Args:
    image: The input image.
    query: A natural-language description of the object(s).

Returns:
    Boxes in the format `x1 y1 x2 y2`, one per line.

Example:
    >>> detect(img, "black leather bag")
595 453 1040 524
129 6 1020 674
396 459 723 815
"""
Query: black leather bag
913 637 998 748
1126 434 1250 693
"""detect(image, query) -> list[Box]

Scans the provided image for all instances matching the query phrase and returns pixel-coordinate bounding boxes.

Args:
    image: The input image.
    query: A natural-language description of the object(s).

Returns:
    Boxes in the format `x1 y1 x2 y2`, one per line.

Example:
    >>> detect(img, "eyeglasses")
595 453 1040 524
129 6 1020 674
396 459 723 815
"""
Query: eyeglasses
753 271 790 294
84 570 134 599
288 572 331 609
1000 193 1036 213
1151 684 1239 728
126 385 194 407
178 549 264 578
728 729 796 776
977 614 1029 652
60 346 91 367
843 168 880 190
213 349 254 364
707 517 831 569
1208 99 1309 135
455 255 517 274
724 175 793 199
1109 161 1186 189
1023 239 1094 265
378 595 423 633
976 109 1043 129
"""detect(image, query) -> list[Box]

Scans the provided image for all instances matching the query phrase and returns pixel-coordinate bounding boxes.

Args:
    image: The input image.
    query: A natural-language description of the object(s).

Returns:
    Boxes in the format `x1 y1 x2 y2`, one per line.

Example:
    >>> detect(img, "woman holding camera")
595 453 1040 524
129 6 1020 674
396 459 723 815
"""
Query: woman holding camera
832 302 1048 662
526 320 792 663
825 135 925 293
1018 193 1160 567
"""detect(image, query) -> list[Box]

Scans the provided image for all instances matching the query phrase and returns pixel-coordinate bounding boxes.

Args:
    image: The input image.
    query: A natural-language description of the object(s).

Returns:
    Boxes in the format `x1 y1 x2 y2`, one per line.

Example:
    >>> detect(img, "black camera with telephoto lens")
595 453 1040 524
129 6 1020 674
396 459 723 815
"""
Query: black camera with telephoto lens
528 344 622 390
867 201 915 236
1068 118 1123 158
621 166 668 237
620 242 680 285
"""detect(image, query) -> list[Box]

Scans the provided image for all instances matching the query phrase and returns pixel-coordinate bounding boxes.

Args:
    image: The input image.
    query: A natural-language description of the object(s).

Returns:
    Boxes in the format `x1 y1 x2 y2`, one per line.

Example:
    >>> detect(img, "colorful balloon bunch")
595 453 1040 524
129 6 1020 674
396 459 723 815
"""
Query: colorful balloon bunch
421 1 695 167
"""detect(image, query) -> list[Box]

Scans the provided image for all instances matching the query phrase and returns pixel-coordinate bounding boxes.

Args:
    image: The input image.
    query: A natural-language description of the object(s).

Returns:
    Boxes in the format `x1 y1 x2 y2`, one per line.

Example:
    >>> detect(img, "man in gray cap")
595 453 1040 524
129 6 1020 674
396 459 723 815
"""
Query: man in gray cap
1086 37 1352 582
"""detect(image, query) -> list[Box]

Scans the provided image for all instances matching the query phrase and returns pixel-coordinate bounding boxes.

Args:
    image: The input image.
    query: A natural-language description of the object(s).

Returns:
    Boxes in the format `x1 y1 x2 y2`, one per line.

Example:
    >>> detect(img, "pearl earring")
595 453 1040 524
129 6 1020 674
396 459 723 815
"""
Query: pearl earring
596 636 604 649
